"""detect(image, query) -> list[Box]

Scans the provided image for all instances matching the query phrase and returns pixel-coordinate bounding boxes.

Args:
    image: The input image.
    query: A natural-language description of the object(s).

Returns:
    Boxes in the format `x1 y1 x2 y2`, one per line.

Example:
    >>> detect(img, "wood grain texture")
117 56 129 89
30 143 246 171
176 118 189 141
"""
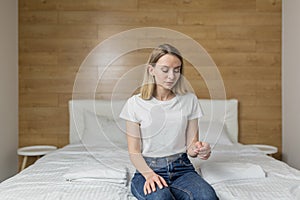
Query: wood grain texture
19 0 282 160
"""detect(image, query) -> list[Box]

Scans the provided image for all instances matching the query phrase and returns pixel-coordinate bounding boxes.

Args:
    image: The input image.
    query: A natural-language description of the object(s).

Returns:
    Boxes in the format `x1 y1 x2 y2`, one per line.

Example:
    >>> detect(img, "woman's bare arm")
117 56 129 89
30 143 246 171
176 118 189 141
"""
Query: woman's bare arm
186 119 199 157
126 121 152 176
186 119 211 159
126 121 168 194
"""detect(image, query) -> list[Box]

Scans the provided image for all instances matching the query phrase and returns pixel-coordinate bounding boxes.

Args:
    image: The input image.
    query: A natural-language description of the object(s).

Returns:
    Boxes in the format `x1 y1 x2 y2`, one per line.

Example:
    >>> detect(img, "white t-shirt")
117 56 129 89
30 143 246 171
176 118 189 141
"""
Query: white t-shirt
119 92 203 157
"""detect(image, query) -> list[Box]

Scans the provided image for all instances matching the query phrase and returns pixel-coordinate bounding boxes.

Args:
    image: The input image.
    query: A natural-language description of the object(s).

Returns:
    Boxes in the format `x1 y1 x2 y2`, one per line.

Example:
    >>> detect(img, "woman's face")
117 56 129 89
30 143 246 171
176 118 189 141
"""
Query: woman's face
149 54 182 90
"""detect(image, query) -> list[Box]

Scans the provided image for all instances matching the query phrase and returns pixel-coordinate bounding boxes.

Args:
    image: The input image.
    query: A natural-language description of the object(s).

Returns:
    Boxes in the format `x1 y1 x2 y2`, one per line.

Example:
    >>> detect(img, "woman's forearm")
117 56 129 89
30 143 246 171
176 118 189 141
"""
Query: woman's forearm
186 119 199 157
129 152 154 178
126 121 155 179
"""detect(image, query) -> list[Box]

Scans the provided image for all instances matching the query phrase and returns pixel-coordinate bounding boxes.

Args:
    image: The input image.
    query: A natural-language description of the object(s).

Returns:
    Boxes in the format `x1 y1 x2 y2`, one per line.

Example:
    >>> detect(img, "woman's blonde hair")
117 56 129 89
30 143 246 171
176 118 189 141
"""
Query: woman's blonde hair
140 44 188 100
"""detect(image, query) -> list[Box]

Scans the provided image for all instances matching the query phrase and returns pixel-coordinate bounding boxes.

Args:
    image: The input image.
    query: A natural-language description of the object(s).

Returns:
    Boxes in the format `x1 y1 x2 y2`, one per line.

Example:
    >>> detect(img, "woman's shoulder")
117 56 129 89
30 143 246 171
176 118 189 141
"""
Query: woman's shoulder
177 92 198 101
126 93 145 103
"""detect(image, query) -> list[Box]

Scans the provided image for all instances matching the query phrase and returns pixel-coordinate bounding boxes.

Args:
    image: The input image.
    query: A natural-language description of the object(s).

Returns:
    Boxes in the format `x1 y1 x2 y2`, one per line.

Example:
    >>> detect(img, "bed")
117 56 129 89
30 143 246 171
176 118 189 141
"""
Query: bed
0 98 299 200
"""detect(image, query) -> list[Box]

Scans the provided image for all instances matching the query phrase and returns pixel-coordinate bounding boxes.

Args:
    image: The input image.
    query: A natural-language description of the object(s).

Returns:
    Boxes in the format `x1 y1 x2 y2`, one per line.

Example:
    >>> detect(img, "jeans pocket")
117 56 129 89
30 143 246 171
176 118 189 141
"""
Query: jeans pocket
180 157 193 167
145 157 166 168
148 160 157 168
148 160 166 169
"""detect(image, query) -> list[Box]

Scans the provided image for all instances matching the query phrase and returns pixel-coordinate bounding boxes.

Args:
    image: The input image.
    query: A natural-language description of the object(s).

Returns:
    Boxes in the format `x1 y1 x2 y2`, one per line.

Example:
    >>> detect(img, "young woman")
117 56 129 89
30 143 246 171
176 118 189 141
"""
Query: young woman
120 44 219 200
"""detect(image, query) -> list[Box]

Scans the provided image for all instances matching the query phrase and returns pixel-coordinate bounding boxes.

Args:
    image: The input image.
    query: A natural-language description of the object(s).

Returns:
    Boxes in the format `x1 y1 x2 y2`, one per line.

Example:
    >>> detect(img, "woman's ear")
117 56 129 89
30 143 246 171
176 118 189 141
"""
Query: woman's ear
148 64 154 76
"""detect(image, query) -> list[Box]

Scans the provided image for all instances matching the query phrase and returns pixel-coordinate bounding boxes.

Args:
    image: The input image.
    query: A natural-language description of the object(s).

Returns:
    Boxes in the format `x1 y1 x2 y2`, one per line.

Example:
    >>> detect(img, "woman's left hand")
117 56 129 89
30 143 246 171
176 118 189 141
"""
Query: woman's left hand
193 141 211 160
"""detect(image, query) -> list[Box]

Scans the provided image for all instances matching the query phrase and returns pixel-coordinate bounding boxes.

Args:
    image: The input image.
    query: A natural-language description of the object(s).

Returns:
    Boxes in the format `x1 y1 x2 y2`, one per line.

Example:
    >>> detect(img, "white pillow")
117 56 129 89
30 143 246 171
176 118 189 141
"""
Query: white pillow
200 162 266 184
81 110 127 147
199 121 233 145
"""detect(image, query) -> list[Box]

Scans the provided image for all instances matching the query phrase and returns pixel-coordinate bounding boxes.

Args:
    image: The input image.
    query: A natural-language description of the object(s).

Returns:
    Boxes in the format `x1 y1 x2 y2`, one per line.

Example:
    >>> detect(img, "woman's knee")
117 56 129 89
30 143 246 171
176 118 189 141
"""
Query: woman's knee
146 187 174 200
171 186 218 200
193 185 219 200
171 172 219 200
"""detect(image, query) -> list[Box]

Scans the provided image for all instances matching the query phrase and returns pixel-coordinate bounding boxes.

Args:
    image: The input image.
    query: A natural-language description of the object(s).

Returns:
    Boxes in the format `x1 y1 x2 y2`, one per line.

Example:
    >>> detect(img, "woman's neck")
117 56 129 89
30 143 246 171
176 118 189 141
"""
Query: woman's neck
153 88 175 101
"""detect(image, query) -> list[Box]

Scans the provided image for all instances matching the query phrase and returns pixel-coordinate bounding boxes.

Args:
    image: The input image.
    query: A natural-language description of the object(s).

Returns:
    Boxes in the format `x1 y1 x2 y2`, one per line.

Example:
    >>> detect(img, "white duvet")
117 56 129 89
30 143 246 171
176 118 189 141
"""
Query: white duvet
0 143 299 200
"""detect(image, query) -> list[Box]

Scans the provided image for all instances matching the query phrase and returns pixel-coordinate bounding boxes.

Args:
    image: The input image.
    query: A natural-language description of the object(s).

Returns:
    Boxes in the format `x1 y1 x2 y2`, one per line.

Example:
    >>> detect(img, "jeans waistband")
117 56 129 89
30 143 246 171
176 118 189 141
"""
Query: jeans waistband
143 153 187 163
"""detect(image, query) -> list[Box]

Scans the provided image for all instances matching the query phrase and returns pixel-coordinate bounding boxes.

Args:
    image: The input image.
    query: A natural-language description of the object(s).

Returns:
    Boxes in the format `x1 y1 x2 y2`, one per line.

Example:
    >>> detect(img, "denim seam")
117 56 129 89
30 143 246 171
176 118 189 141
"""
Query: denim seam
170 185 194 200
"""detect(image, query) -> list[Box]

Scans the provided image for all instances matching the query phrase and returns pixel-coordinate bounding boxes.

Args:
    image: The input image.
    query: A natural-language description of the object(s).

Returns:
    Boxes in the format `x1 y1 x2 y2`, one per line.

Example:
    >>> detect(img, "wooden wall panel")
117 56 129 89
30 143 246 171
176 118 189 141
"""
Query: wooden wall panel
19 0 282 159
138 0 256 12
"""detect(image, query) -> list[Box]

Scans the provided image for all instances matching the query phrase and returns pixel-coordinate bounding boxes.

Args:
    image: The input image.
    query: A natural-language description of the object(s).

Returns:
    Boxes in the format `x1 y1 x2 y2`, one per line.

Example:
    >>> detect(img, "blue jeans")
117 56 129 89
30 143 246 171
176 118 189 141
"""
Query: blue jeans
131 153 219 200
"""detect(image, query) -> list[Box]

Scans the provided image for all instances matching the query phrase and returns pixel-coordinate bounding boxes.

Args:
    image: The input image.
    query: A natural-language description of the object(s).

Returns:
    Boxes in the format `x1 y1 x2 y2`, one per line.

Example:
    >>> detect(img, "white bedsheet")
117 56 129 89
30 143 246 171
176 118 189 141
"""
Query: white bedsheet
190 144 300 200
0 143 299 200
0 144 136 200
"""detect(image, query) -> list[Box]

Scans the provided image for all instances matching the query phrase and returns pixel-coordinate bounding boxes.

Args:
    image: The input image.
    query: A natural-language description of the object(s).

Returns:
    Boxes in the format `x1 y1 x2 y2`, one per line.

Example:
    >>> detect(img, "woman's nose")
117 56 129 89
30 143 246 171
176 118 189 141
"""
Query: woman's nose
168 71 175 79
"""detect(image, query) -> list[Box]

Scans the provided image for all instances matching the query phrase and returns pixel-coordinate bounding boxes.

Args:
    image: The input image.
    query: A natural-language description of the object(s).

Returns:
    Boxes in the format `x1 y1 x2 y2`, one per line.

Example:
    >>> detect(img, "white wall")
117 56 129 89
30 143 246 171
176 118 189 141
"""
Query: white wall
0 0 18 181
282 0 300 170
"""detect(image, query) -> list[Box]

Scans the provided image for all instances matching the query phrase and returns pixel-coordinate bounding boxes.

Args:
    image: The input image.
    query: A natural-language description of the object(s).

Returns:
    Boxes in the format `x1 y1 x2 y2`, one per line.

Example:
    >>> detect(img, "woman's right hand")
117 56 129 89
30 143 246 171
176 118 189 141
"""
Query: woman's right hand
143 172 168 195
194 141 211 160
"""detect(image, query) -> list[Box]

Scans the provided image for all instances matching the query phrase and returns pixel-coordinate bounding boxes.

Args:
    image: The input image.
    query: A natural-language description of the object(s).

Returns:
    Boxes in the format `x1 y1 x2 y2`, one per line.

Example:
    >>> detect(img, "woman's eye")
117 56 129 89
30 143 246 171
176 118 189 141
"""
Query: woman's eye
161 68 168 73
174 69 180 73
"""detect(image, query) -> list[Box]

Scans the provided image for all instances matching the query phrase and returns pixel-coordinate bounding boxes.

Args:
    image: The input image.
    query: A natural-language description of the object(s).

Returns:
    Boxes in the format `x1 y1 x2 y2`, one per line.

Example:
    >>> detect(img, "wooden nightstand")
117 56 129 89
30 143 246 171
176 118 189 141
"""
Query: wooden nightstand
17 145 57 171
